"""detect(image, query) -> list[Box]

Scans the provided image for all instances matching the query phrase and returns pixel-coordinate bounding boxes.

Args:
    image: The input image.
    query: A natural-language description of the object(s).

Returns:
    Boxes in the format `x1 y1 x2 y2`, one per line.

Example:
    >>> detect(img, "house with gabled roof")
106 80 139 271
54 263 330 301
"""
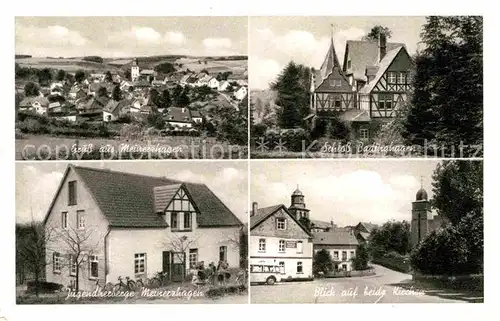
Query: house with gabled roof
250 201 313 282
44 165 243 291
313 229 359 272
309 31 413 141
163 107 194 128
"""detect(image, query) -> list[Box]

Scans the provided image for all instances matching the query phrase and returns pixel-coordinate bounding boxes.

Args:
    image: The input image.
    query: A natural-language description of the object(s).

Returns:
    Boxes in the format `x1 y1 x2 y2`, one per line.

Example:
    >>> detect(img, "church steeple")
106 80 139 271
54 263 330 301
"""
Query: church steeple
318 24 342 81
288 185 310 220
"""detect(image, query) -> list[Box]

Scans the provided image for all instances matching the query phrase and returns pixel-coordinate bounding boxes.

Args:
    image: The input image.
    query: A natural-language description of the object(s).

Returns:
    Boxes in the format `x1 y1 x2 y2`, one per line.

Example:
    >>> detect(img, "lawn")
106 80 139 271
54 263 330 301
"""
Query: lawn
16 135 248 160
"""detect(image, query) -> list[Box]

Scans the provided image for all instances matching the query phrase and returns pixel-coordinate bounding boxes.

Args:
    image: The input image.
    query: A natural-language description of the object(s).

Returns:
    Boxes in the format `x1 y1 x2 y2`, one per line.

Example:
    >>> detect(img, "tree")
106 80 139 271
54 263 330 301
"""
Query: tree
352 243 369 270
146 112 165 130
52 226 100 291
172 85 183 104
313 249 333 275
157 89 172 109
431 160 483 225
271 61 311 128
362 25 393 41
105 71 113 83
403 16 483 152
24 82 40 97
16 219 54 296
154 62 176 74
149 88 160 106
97 87 108 98
112 86 122 101
124 69 131 81
56 69 66 82
37 68 52 86
164 235 200 281
75 70 86 83
177 88 190 107
368 220 411 259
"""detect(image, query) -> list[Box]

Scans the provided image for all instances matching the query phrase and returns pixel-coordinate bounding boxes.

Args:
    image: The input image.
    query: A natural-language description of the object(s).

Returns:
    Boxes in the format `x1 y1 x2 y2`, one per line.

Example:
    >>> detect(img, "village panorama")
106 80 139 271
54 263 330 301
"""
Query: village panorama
15 18 248 160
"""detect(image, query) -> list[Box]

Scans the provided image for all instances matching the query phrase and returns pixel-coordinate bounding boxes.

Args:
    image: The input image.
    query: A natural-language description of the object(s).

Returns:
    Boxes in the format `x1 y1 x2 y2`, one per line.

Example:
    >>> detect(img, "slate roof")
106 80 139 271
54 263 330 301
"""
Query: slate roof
250 204 313 236
44 165 242 228
313 230 359 246
310 219 333 229
164 107 192 123
319 39 342 83
343 40 405 82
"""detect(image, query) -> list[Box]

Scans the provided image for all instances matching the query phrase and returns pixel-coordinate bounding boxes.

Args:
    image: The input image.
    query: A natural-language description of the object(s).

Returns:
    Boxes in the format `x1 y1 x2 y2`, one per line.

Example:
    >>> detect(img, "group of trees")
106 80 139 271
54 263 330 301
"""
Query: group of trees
313 244 370 275
402 16 483 152
368 221 411 259
410 160 483 275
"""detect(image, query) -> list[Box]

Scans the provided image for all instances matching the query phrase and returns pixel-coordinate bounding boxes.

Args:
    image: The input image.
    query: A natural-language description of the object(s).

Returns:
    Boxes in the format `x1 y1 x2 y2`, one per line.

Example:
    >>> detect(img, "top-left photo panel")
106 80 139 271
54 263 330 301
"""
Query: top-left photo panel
15 16 249 160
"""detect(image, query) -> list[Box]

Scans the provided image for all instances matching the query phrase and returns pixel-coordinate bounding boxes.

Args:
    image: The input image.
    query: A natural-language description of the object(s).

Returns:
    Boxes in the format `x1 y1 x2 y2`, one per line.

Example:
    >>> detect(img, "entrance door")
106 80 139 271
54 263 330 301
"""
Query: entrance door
162 251 171 281
171 252 186 282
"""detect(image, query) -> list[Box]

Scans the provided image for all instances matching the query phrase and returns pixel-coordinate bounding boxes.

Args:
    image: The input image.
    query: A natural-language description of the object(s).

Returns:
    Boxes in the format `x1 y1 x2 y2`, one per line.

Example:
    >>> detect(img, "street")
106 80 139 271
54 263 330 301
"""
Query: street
251 264 483 304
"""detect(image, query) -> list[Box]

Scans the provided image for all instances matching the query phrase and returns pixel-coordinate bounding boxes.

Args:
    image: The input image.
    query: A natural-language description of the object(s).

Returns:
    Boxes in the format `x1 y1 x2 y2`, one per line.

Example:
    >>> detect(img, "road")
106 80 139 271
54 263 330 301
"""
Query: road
251 264 483 304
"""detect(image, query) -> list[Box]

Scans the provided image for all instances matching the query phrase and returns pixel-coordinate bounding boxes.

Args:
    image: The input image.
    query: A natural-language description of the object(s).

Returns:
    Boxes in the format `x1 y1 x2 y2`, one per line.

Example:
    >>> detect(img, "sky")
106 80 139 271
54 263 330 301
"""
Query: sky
15 17 248 58
15 161 248 224
249 16 427 90
250 160 446 227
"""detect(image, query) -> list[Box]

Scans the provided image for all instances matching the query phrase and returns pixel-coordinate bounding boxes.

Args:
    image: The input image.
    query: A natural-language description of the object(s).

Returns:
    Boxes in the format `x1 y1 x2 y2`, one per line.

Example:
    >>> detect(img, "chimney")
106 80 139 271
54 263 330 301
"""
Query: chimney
379 33 387 62
251 202 258 216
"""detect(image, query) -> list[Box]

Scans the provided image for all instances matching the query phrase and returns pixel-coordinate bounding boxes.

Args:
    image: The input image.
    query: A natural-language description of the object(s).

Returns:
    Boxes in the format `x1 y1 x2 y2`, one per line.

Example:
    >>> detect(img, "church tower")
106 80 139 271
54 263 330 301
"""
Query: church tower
131 58 140 82
288 186 310 220
410 183 431 247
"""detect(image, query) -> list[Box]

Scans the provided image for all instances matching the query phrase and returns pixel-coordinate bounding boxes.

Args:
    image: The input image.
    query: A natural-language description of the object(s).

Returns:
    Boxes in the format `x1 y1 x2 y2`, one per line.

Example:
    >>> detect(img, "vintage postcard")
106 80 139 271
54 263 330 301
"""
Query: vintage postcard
15 16 248 160
15 161 248 304
249 16 483 158
249 160 483 303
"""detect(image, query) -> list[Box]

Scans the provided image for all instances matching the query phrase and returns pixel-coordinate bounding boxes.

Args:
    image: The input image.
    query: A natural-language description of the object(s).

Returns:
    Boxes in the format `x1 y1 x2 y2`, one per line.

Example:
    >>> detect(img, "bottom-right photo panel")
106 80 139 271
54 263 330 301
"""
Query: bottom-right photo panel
249 160 483 304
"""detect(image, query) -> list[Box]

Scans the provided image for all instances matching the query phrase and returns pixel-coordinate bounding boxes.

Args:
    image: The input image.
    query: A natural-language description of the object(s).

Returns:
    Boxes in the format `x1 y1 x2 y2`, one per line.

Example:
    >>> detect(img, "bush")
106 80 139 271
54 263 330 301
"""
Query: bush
313 249 333 275
261 128 311 152
352 243 370 271
82 56 103 63
26 281 63 294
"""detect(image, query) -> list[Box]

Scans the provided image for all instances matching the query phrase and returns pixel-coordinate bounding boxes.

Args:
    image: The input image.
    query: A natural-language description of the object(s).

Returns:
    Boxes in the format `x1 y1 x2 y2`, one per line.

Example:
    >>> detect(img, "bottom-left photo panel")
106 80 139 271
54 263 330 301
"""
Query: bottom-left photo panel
15 161 249 304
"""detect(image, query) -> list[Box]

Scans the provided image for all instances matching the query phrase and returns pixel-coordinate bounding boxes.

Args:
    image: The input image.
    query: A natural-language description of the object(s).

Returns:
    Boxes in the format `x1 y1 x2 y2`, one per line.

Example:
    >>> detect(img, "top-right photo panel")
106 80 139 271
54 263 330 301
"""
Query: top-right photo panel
249 16 483 158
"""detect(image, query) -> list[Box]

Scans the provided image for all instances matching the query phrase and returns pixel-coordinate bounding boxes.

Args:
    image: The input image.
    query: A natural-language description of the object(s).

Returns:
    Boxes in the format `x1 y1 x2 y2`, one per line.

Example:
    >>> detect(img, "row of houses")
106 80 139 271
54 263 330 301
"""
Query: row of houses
249 187 378 282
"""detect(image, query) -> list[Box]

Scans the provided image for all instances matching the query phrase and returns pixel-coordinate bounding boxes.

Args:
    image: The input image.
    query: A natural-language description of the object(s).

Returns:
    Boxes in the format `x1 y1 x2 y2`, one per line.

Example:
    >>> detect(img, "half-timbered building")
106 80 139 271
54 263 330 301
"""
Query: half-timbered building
309 32 413 141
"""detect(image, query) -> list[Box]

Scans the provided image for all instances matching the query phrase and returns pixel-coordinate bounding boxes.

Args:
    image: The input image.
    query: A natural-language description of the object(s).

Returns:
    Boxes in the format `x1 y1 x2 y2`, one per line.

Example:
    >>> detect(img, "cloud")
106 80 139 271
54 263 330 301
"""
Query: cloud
249 57 281 90
16 166 64 223
16 24 89 47
164 31 186 46
108 26 163 45
249 27 366 90
203 37 232 49
251 168 418 226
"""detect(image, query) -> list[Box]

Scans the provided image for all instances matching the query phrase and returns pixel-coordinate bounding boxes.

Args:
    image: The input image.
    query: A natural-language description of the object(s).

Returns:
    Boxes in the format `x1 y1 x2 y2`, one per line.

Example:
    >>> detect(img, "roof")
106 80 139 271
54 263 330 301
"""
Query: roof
357 222 378 233
250 204 313 236
164 107 192 123
45 166 242 228
103 99 119 113
133 79 151 87
343 40 405 81
140 69 155 75
358 47 404 94
313 230 359 246
19 96 50 107
190 109 202 118
319 39 342 82
310 220 332 229
416 187 428 201
339 109 371 122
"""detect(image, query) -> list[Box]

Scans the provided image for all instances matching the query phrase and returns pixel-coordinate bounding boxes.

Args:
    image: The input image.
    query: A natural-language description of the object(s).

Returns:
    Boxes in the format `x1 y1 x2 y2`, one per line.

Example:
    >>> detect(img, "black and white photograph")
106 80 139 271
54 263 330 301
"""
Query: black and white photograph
15 16 248 160
249 16 483 158
15 161 248 304
249 160 483 303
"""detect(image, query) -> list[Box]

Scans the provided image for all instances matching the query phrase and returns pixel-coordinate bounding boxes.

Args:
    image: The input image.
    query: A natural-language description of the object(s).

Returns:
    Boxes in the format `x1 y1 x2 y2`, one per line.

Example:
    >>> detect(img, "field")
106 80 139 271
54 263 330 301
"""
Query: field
175 58 247 79
16 135 247 160
15 57 122 72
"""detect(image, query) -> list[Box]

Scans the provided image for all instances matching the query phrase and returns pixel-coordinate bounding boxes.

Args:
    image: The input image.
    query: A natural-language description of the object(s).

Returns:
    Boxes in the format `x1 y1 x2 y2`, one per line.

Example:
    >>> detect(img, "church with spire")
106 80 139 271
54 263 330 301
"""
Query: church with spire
308 24 413 141
410 180 447 247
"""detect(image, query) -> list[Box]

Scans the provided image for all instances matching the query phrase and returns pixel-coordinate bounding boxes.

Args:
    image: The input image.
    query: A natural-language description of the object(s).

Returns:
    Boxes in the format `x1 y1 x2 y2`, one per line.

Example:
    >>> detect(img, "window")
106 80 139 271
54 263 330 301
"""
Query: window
350 251 355 259
297 241 303 254
333 251 339 260
53 252 61 273
77 210 85 229
278 240 285 253
184 212 192 229
69 254 77 276
68 181 77 205
134 253 146 274
347 60 352 69
219 246 227 262
189 249 198 269
171 212 178 229
397 72 407 84
342 264 347 271
276 218 286 230
342 251 348 261
359 128 369 140
334 96 341 108
387 72 397 84
378 94 393 111
258 238 266 252
61 212 68 229
279 261 285 274
297 262 303 273
89 255 98 279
